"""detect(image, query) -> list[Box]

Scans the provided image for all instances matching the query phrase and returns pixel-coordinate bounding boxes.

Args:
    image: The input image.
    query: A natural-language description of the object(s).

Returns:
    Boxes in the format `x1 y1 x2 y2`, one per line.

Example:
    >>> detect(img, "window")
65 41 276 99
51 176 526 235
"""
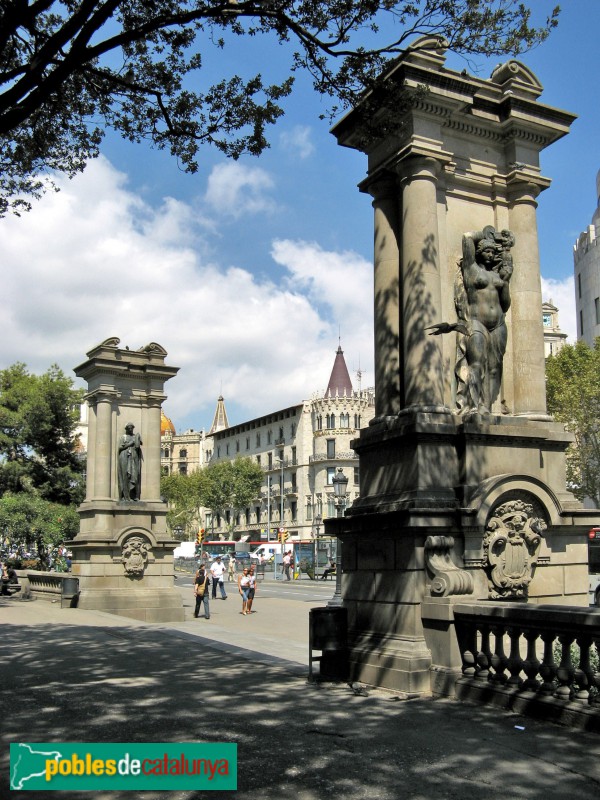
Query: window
354 466 360 486
596 298 600 325
255 506 261 523
542 313 551 328
327 467 335 484
580 309 584 336
306 500 312 520
246 437 250 450
354 413 361 428
290 501 297 521
316 415 322 431
291 446 296 465
217 446 221 457
340 412 350 428
267 430 272 444
279 426 284 440
226 444 230 455
179 464 187 475
179 448 187 458
291 472 297 491
578 273 582 298
256 433 261 447
256 454 261 466
327 439 336 459
291 423 296 436
326 413 335 428
236 440 240 453
268 452 273 469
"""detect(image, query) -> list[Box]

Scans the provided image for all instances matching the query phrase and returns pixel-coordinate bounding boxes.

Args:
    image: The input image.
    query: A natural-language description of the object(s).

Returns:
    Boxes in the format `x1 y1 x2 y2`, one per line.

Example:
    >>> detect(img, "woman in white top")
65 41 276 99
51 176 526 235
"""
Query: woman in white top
238 568 251 615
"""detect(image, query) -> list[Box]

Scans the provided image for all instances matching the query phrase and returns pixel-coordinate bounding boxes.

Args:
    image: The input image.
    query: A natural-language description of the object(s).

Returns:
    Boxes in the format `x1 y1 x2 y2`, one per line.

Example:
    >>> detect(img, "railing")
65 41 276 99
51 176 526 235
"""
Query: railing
454 602 600 729
14 570 72 601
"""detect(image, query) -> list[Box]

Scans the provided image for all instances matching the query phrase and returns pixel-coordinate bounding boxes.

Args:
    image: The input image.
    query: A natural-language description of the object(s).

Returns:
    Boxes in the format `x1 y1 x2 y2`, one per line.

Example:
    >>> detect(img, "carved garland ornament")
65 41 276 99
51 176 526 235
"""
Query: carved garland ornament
483 499 546 600
122 536 151 576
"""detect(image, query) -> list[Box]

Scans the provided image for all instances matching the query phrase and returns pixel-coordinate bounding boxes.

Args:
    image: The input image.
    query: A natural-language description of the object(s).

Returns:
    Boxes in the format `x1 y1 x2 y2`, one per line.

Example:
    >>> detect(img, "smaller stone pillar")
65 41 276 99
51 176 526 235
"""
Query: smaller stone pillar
70 337 184 622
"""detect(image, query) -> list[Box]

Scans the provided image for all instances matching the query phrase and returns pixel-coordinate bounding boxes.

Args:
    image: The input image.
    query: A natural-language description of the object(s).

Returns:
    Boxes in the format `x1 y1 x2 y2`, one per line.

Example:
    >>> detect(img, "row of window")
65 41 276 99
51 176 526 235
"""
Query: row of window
315 412 360 430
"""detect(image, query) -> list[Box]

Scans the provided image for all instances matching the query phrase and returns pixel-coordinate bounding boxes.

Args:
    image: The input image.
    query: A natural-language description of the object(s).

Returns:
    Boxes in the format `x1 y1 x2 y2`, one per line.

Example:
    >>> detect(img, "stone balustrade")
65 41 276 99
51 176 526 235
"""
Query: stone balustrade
15 570 71 601
454 602 600 730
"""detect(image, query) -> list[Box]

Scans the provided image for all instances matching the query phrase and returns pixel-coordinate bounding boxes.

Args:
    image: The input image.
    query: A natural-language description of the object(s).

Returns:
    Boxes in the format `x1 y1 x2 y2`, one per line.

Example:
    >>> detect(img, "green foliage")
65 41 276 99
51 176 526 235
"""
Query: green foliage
0 492 79 566
161 469 208 537
202 457 263 523
545 340 600 506
161 457 263 535
0 363 85 505
0 1 559 214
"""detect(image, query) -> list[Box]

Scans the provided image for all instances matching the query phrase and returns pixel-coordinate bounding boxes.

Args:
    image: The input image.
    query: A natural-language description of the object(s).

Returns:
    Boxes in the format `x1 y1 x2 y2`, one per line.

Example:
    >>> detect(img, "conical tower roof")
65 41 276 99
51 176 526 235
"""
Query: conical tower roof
209 395 230 434
325 346 353 398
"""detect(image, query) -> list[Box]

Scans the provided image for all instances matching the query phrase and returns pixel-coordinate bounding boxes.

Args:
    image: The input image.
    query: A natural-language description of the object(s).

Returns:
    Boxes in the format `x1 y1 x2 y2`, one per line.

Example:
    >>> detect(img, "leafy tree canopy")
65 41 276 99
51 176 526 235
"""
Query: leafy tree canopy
0 362 85 505
0 491 80 564
546 339 600 507
0 0 559 215
202 457 264 524
161 469 208 538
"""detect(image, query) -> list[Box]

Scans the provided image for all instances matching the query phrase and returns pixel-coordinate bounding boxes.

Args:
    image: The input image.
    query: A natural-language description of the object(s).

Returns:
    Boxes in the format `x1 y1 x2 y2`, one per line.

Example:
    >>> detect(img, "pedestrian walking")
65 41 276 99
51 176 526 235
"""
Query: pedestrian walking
193 565 210 619
210 556 227 599
283 550 292 581
238 567 251 615
227 555 236 582
247 565 257 613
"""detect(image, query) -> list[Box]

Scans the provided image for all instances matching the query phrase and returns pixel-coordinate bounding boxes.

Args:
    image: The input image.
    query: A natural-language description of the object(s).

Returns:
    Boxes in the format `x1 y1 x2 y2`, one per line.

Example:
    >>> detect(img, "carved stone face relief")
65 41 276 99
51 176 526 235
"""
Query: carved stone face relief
122 535 151 576
483 498 546 599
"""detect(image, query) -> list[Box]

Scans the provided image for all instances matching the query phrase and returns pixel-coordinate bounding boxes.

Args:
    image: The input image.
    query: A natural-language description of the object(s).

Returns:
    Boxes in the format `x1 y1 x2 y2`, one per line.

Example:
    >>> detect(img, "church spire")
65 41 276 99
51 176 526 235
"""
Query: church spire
325 345 353 398
209 395 230 434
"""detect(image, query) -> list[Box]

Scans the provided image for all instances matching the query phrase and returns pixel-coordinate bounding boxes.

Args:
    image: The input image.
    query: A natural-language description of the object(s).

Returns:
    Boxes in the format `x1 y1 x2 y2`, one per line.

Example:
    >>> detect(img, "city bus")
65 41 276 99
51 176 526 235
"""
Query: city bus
589 527 600 606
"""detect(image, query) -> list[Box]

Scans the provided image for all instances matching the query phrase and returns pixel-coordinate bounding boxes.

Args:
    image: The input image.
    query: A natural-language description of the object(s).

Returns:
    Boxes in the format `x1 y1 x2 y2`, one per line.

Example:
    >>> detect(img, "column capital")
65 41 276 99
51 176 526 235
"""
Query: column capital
362 172 398 203
507 179 542 207
85 389 118 407
395 155 444 183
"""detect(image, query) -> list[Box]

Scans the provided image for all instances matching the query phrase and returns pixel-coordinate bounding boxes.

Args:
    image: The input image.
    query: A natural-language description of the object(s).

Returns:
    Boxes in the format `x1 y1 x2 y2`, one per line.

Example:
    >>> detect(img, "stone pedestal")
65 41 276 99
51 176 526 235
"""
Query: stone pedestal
70 337 184 622
328 38 595 694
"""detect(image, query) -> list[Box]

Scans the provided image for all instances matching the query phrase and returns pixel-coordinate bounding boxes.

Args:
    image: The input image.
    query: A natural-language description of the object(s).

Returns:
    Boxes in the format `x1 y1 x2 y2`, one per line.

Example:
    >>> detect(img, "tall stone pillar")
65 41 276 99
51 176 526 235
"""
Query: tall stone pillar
368 175 401 418
329 37 591 696
70 337 184 622
398 157 445 409
507 181 547 417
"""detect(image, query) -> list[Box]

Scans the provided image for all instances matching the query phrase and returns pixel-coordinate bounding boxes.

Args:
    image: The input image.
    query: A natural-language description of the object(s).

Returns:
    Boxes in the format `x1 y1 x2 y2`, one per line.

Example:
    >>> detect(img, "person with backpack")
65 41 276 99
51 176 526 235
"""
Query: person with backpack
194 565 211 619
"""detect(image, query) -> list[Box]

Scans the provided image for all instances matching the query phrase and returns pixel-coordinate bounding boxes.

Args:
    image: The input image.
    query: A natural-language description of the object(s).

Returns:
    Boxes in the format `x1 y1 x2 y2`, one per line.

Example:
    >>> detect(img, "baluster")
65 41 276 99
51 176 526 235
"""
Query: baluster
522 629 541 691
539 633 557 695
476 623 492 683
457 619 477 679
506 625 523 688
574 636 592 704
490 625 508 684
554 634 575 701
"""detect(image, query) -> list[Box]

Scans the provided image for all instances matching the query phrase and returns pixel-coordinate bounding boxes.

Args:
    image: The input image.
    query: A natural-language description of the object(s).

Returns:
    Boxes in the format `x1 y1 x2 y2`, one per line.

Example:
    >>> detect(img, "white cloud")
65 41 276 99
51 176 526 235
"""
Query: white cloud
541 275 576 342
280 126 315 159
0 157 373 431
204 162 276 219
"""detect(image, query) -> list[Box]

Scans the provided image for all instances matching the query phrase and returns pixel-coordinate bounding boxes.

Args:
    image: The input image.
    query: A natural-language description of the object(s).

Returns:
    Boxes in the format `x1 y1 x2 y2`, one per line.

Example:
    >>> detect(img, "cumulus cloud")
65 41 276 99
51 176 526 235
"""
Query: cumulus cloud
0 157 373 431
541 275 576 342
280 126 315 159
204 161 276 219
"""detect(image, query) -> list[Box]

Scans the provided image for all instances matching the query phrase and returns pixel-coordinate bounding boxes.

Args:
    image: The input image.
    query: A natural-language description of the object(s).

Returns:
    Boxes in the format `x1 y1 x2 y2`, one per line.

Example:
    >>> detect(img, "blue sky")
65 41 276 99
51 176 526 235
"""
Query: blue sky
0 0 597 433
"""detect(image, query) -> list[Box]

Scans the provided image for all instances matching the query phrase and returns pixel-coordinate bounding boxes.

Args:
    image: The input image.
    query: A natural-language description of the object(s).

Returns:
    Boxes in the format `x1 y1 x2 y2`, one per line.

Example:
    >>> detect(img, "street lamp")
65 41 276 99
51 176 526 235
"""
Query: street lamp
328 468 348 607
313 512 322 580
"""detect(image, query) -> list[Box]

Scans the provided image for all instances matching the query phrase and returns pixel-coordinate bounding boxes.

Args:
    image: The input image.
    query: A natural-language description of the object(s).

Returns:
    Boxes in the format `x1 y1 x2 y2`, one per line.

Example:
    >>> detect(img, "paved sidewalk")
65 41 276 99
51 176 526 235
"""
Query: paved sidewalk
1 594 600 800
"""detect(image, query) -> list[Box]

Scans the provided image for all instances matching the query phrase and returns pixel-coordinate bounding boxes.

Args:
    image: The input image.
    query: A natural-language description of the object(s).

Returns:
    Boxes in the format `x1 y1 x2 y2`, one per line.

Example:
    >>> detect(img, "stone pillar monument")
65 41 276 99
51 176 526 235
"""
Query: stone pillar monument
70 337 184 622
329 37 595 694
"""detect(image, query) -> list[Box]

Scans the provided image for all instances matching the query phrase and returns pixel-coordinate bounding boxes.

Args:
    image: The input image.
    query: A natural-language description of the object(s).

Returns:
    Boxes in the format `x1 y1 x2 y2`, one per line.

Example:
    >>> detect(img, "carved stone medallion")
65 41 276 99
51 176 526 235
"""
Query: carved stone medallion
122 535 151 576
483 498 546 599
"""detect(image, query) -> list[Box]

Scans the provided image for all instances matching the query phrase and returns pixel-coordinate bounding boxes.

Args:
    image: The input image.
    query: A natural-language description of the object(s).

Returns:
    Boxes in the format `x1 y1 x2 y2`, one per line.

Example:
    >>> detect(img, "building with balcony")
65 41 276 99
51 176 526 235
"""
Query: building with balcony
574 168 600 346
162 346 375 541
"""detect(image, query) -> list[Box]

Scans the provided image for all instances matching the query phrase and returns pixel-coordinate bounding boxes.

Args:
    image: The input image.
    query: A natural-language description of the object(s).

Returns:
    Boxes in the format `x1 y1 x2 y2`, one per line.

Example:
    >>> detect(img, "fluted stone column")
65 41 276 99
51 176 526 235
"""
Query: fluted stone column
368 175 401 418
508 182 547 417
398 157 445 409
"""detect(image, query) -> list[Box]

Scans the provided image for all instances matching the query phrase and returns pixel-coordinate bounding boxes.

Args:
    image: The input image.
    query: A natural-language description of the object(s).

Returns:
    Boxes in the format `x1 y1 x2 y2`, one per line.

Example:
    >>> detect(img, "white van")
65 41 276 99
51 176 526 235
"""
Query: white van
249 544 284 562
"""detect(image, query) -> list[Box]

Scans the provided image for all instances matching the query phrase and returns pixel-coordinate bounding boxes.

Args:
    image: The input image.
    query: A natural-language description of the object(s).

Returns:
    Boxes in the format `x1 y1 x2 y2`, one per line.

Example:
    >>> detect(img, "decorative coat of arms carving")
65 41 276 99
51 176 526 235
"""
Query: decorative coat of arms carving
122 536 151 576
483 499 546 599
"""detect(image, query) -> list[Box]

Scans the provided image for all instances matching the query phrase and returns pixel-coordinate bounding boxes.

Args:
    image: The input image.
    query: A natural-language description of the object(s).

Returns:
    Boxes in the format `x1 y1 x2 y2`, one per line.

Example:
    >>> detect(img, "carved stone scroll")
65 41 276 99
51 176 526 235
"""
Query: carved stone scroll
425 535 474 597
